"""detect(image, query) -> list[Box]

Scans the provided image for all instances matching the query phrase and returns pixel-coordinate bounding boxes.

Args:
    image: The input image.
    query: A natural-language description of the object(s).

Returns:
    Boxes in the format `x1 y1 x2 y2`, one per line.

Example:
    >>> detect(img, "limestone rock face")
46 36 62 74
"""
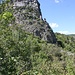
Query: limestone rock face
11 0 57 43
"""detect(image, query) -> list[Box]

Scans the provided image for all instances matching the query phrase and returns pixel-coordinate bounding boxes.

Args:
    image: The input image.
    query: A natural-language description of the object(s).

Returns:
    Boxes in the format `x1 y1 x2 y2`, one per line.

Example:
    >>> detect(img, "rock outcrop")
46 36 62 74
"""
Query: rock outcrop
10 0 57 43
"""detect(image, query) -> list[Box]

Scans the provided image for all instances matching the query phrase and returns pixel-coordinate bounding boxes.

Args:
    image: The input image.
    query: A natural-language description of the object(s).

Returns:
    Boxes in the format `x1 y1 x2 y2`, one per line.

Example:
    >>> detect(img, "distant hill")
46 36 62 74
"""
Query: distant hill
68 34 75 38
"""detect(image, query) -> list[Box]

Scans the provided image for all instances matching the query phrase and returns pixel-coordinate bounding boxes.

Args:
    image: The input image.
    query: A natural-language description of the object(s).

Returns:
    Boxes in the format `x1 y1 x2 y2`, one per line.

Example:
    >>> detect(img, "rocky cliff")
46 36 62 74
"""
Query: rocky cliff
10 0 57 43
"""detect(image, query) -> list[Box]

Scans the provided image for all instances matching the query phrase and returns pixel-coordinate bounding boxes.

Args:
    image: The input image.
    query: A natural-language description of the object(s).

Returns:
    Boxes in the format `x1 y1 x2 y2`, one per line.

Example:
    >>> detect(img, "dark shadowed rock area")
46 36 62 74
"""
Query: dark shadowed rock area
10 0 57 43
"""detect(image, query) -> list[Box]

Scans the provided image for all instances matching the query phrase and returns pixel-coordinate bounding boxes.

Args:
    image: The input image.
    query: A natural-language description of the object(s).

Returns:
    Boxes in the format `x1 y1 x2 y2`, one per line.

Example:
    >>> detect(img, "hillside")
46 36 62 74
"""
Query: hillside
0 0 75 75
69 34 75 38
55 33 75 52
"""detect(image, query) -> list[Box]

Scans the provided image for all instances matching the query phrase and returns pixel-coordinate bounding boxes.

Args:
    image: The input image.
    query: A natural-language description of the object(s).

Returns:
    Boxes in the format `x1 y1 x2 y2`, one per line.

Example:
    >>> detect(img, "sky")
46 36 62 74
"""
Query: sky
0 0 75 34
38 0 75 34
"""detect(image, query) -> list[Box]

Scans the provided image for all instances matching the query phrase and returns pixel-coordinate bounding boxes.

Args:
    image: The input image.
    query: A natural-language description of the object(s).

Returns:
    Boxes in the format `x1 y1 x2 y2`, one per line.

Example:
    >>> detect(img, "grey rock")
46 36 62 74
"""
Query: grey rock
10 0 57 43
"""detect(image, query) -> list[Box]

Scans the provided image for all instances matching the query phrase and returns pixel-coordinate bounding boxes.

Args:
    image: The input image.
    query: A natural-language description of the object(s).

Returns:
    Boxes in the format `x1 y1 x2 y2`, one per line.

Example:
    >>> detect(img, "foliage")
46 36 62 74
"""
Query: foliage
0 1 75 75
2 11 13 19
55 33 75 52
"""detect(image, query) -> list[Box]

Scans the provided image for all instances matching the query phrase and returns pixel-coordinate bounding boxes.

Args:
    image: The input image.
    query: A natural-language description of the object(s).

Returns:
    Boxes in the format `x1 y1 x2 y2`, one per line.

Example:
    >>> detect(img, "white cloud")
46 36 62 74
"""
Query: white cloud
54 0 62 3
57 31 69 34
68 32 75 34
49 23 59 28
55 0 60 3
57 31 75 34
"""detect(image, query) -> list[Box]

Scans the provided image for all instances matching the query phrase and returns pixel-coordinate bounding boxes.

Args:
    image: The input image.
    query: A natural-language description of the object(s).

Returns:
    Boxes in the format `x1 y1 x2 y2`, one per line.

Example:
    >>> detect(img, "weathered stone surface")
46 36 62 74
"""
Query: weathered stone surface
10 0 57 43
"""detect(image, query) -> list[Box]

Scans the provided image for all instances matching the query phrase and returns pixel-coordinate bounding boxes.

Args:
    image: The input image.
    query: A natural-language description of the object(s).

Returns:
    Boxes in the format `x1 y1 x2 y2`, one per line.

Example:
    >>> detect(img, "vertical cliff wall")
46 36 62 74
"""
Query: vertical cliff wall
10 0 57 43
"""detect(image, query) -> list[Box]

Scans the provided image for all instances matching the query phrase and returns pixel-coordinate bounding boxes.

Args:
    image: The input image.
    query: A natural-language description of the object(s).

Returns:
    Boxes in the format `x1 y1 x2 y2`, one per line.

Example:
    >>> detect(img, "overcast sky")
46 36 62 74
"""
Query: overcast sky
38 0 75 34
